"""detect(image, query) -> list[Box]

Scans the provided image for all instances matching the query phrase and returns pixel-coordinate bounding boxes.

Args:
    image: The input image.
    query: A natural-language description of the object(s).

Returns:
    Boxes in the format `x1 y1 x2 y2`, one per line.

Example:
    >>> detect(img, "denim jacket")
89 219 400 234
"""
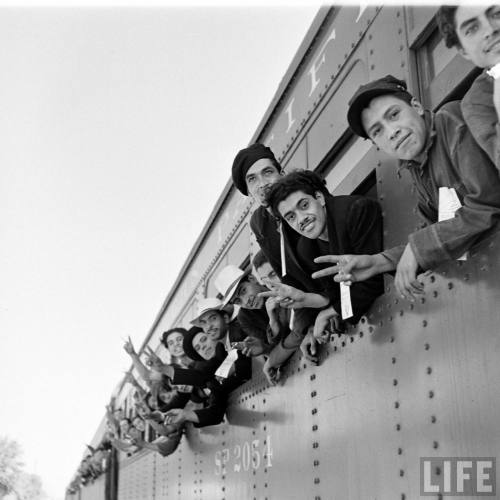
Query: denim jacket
461 70 500 169
383 101 500 270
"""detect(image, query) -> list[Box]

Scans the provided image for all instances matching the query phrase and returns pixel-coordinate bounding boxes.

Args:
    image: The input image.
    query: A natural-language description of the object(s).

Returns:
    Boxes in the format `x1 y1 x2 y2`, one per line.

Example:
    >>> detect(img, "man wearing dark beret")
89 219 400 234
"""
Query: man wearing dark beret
313 74 500 300
231 144 323 377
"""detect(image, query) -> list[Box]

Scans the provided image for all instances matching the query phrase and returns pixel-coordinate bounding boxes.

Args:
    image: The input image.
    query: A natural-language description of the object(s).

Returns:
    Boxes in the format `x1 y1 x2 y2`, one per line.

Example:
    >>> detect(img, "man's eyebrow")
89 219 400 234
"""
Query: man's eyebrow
458 15 478 32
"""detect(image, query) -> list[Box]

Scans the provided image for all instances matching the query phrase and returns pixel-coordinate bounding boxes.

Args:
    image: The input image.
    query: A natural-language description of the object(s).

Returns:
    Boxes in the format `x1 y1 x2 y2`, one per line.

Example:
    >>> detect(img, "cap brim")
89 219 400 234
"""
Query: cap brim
190 304 228 326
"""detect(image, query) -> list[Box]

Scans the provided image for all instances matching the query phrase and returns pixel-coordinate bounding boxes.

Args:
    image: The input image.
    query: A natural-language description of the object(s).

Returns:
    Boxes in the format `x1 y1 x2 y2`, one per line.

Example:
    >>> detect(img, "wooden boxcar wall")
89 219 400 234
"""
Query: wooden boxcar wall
71 5 500 500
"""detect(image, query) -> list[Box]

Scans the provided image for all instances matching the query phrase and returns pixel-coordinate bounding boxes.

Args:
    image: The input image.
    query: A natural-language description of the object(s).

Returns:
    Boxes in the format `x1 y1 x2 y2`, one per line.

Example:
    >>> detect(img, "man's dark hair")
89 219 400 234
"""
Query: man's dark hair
266 169 329 219
436 6 460 48
252 249 269 271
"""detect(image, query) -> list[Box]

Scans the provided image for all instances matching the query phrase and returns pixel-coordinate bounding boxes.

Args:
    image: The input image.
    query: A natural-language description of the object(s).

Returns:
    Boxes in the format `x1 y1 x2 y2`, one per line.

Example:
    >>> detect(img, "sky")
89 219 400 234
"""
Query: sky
0 4 318 498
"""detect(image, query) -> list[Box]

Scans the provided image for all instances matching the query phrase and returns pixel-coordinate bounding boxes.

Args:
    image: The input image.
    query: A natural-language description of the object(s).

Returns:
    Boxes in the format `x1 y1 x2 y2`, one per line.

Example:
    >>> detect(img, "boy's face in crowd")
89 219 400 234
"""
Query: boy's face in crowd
255 261 281 289
165 331 184 358
245 159 281 206
232 275 265 309
119 419 130 434
361 95 427 161
192 331 218 360
158 387 175 404
455 5 500 69
198 310 228 340
133 417 145 432
278 190 328 240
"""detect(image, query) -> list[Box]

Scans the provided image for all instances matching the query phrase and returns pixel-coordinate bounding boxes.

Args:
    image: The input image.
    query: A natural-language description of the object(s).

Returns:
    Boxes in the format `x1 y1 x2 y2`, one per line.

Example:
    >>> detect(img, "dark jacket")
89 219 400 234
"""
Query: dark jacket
461 71 500 169
298 195 384 323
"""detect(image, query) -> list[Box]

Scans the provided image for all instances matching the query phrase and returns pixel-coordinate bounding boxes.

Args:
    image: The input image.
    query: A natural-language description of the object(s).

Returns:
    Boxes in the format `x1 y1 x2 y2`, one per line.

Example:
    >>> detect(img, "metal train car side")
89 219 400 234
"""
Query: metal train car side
68 6 500 500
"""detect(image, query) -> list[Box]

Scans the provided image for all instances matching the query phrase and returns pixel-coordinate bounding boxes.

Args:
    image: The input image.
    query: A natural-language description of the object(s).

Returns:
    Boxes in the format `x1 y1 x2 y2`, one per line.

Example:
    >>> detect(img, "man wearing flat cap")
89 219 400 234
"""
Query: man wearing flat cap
313 74 500 300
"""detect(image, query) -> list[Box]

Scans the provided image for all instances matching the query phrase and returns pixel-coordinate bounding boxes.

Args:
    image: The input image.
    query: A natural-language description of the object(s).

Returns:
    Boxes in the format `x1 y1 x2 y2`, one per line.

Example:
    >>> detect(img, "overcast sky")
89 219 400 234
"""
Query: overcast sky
0 5 318 498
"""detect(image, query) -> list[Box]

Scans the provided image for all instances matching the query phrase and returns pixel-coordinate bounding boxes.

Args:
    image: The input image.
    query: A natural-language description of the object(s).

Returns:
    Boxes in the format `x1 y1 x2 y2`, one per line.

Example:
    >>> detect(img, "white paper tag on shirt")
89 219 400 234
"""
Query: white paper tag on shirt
438 187 467 260
279 221 287 277
340 282 353 320
289 309 295 330
215 348 239 379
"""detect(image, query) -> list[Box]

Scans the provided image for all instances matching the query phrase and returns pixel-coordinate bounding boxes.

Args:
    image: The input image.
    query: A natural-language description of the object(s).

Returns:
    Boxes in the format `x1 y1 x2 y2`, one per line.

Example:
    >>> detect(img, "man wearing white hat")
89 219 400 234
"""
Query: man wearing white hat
214 264 273 345
190 297 246 350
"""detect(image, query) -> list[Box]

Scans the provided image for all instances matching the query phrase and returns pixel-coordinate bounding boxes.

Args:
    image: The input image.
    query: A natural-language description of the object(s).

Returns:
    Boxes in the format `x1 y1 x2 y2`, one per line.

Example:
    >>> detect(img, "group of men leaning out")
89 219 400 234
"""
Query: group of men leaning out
185 4 500 393
108 5 500 447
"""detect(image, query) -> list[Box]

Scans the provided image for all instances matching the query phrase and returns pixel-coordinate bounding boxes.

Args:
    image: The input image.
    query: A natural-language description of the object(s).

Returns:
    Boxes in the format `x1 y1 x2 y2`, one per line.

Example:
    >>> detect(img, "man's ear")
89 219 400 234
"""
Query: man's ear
410 97 425 116
314 191 326 206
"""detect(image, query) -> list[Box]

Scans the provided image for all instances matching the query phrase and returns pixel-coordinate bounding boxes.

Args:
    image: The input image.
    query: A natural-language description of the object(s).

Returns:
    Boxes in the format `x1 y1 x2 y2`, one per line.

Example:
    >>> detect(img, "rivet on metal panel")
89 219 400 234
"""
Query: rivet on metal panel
334 346 337 351
368 34 372 40
401 494 406 500
421 297 426 304
396 423 401 431
341 341 346 347
429 390 435 399
311 390 317 398
409 304 414 310
393 379 398 386
369 326 374 333
395 401 400 409
400 470 404 477
401 61 405 68
436 466 441 476
371 64 375 70
433 441 439 449
423 320 428 327
359 331 364 338
430 275 436 283
399 310 404 317
350 336 355 343
314 478 320 484
425 343 430 350
392 357 396 364
263 425 267 431
447 282 454 290
312 408 317 415
426 367 432 375
390 336 395 343
432 291 438 299
398 447 403 455
313 442 319 449
313 459 320 467
312 425 318 431
310 374 316 381
431 415 437 423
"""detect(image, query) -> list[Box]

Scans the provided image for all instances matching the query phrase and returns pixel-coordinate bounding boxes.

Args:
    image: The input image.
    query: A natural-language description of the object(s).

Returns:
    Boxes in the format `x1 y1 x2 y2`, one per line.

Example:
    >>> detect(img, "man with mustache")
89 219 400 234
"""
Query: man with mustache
266 169 384 342
231 145 328 367
310 75 500 299
437 5 500 168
